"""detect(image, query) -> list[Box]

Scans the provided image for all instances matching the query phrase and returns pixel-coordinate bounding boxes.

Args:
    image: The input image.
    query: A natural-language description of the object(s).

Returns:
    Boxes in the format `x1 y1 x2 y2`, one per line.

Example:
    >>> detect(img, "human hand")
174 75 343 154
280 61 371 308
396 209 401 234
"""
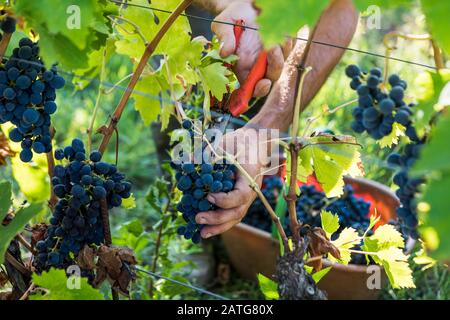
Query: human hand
195 127 268 238
211 1 292 97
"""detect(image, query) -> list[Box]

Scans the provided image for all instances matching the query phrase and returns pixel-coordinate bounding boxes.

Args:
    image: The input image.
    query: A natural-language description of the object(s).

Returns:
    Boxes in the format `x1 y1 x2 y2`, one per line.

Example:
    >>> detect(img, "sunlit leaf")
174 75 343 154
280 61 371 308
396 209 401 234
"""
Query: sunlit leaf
321 210 340 239
0 202 44 265
31 268 104 300
257 274 279 300
330 227 360 265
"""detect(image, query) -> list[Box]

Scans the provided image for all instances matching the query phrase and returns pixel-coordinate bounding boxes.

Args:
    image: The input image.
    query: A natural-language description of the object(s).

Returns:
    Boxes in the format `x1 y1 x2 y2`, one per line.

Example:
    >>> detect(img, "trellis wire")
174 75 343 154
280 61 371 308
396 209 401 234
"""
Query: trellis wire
107 0 439 70
133 266 229 300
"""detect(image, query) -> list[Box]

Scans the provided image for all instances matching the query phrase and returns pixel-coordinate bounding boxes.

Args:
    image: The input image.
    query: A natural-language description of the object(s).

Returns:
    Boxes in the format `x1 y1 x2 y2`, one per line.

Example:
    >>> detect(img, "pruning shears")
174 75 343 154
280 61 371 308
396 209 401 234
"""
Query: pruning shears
211 19 268 132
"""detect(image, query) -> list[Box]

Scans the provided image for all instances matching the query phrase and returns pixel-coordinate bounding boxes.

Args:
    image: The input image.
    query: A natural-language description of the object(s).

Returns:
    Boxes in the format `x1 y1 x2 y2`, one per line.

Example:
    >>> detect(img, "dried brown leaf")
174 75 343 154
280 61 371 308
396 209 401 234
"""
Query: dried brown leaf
307 227 341 271
76 245 96 270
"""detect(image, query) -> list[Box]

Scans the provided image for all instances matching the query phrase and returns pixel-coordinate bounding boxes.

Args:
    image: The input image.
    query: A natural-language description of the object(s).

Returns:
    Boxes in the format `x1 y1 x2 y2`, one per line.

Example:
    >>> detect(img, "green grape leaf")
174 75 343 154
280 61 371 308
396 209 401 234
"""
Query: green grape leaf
311 266 331 284
414 70 450 131
304 135 363 197
198 62 230 101
0 180 12 219
11 152 50 202
321 210 340 239
416 173 450 260
257 274 279 300
121 193 136 209
297 146 313 183
413 112 450 174
30 269 104 300
364 224 405 251
132 75 165 126
376 247 415 289
256 0 330 46
329 227 360 265
377 122 405 148
115 0 202 88
13 0 113 68
410 112 450 260
0 202 44 265
421 0 450 54
362 224 414 288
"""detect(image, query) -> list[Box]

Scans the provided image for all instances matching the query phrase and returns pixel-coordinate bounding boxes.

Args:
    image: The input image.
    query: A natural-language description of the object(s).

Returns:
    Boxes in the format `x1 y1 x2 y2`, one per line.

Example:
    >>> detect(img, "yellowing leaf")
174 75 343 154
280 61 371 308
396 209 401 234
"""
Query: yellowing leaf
376 247 415 289
377 122 405 148
366 224 405 250
330 227 360 265
306 135 362 197
257 274 279 300
11 152 50 202
122 194 136 209
321 211 340 238
132 75 164 126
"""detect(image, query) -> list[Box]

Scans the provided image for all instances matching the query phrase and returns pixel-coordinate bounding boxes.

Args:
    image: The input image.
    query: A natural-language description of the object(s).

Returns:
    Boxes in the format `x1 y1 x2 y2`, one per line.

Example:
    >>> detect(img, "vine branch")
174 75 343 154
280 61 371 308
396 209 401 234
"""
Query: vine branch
286 26 318 244
98 0 194 154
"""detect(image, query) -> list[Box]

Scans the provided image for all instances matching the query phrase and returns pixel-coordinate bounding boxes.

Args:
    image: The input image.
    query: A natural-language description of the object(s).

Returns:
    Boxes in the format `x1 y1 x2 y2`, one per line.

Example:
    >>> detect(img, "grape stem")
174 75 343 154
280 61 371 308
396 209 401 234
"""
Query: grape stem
382 32 443 83
15 234 35 255
108 15 148 44
0 32 12 61
164 55 187 121
19 283 36 301
301 98 358 138
46 127 58 209
286 25 318 245
98 0 194 154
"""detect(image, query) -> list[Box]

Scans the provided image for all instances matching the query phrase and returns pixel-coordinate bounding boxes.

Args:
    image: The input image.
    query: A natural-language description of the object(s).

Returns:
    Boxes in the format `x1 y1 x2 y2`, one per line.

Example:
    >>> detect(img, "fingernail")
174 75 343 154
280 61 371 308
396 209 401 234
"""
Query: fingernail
204 233 213 239
207 195 216 204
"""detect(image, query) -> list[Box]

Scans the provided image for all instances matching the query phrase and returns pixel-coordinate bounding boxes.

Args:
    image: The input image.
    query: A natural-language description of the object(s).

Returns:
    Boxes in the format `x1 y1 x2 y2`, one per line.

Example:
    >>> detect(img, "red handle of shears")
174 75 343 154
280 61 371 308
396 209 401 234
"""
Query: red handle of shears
228 20 268 117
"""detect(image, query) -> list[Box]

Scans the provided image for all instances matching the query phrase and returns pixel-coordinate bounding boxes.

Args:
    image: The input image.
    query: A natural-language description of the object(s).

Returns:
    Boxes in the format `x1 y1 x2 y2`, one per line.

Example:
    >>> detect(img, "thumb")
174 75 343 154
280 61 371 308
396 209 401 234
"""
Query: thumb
211 21 236 57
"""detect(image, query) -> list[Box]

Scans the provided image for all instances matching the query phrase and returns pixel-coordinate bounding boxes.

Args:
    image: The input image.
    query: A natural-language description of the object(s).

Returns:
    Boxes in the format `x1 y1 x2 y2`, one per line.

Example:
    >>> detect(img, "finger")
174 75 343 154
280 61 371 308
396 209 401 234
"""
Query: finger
235 25 261 83
211 21 236 57
253 78 272 97
207 175 254 209
266 45 285 82
196 207 245 225
200 219 241 238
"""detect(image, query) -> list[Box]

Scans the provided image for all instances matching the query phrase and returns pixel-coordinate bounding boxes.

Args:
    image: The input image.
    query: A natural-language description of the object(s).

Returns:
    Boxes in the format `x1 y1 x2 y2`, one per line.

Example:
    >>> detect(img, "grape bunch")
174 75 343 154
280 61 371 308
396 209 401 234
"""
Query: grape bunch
0 34 65 162
387 143 425 239
345 64 414 140
345 64 425 239
295 184 371 235
173 119 237 244
243 175 284 232
33 138 132 270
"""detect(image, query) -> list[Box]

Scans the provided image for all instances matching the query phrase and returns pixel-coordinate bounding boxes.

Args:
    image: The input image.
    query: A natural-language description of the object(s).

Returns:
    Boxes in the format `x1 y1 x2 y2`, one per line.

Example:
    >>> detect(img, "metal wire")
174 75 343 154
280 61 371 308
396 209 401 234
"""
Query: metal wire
133 266 229 300
107 0 439 70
